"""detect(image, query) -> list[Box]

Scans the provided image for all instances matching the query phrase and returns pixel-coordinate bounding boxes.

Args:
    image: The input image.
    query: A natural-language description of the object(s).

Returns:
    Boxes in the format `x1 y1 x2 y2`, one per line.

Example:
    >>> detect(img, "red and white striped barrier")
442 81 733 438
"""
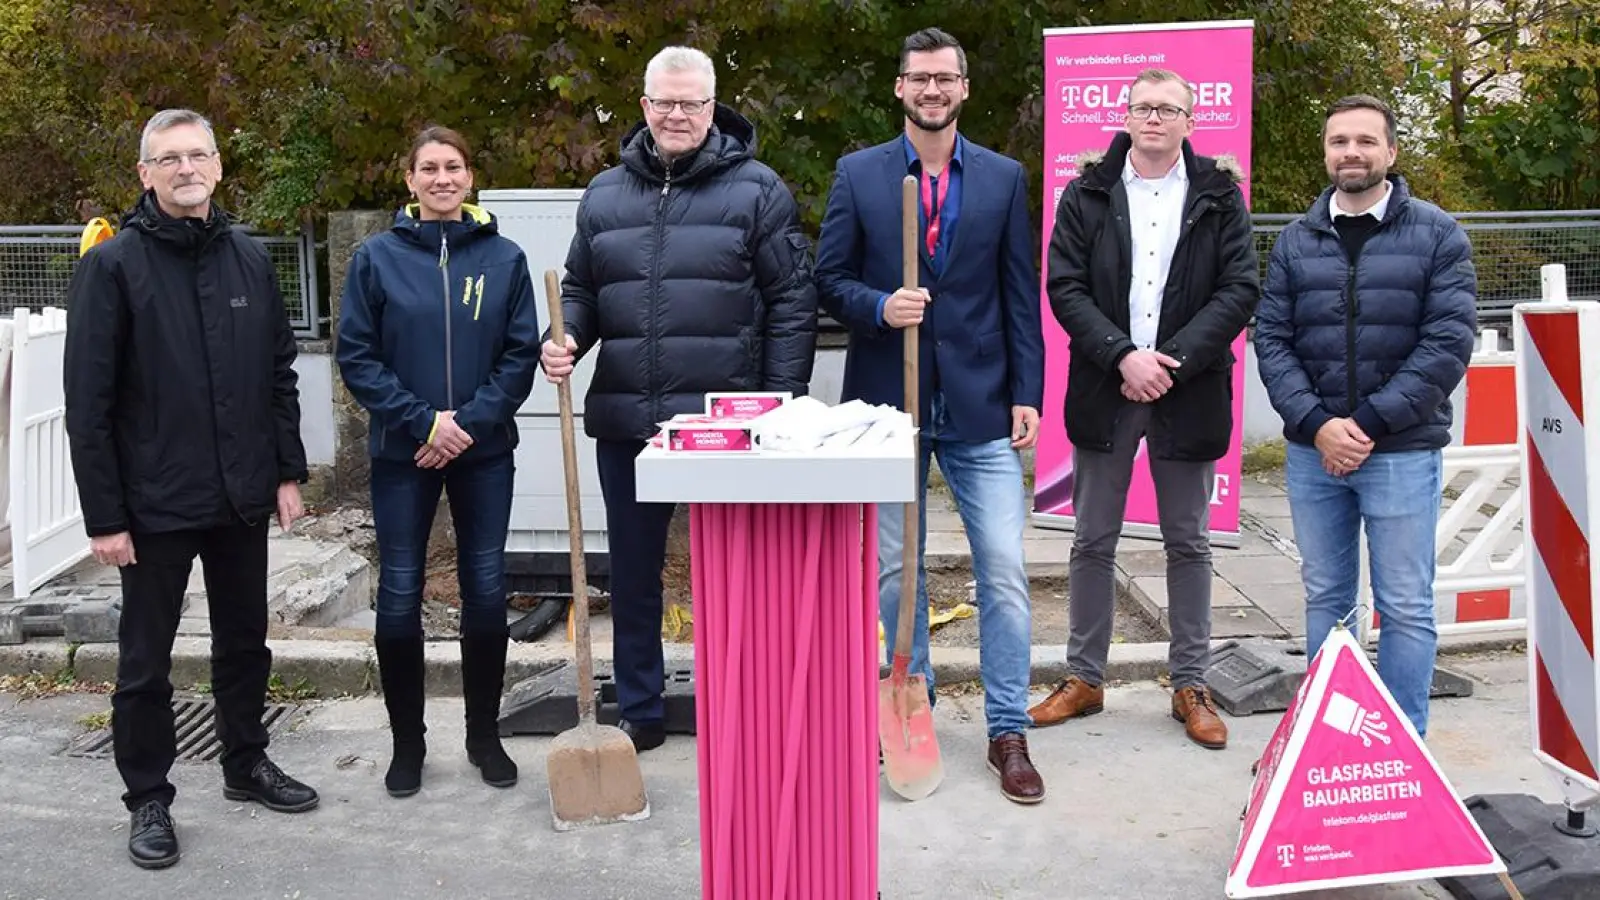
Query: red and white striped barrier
1515 265 1600 808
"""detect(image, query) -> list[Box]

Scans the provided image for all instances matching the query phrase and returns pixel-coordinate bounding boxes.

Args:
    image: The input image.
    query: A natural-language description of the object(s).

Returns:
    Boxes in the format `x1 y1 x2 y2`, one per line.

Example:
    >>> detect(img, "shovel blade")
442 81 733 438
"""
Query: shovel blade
546 722 652 831
877 674 943 801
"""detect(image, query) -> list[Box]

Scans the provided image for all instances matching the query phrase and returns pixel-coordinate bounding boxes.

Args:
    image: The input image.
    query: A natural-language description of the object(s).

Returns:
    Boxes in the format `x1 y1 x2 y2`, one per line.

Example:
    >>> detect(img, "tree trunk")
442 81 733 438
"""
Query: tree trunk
1451 60 1468 140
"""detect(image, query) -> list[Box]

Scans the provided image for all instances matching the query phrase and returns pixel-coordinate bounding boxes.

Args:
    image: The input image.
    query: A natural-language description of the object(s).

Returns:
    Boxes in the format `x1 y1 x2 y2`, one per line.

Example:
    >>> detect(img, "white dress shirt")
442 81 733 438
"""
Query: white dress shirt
1330 180 1392 220
1123 156 1188 351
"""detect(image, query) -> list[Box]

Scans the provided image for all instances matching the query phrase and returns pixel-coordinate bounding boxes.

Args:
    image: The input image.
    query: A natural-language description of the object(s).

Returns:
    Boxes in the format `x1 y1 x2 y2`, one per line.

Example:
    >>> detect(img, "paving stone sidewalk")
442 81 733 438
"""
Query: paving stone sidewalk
923 473 1312 643
926 463 1526 650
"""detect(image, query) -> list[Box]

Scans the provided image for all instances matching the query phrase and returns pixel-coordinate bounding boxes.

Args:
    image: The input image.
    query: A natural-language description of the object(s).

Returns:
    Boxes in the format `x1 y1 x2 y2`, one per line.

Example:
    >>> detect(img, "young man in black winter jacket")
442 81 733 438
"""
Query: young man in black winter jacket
63 109 318 871
1033 68 1260 751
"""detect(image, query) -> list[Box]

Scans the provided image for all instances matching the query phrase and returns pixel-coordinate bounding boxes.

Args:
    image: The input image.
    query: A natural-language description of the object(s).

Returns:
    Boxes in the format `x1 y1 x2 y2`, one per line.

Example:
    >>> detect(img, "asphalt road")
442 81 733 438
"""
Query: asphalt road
0 652 1559 900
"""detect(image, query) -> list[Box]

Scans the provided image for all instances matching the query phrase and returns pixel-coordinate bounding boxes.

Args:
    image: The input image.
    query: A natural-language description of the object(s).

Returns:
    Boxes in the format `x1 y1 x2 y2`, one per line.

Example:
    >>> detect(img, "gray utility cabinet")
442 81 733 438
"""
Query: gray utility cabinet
477 189 609 591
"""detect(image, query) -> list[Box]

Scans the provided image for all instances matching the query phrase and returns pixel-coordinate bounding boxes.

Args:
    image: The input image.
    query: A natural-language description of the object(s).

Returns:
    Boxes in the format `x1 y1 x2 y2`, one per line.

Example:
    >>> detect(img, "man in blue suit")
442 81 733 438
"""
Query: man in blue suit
816 27 1046 804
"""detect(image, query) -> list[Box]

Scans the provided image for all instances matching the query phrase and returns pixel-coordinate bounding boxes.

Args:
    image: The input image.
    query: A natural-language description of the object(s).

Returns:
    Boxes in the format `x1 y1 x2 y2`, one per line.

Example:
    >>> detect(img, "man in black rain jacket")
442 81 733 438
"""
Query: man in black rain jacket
64 108 319 871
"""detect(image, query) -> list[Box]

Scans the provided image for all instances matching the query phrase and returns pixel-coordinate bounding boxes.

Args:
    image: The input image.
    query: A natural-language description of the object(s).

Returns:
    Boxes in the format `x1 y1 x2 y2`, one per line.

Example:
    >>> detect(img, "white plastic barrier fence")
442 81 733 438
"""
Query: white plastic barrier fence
6 307 88 598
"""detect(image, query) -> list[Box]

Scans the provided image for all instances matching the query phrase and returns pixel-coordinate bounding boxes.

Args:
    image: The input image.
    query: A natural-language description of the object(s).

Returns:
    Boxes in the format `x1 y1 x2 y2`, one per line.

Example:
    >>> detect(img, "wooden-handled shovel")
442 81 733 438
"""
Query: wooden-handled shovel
877 175 944 801
542 269 651 831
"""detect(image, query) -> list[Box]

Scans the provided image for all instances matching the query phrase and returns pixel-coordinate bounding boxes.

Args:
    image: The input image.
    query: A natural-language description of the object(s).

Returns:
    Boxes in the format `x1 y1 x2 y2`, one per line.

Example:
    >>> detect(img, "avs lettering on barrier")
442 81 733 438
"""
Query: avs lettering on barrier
1225 626 1504 896
1035 20 1255 544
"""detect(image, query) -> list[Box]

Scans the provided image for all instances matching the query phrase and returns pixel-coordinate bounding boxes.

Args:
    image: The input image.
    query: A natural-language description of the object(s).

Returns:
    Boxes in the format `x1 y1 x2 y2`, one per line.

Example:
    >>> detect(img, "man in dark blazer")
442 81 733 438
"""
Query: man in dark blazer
1032 68 1260 751
816 27 1046 804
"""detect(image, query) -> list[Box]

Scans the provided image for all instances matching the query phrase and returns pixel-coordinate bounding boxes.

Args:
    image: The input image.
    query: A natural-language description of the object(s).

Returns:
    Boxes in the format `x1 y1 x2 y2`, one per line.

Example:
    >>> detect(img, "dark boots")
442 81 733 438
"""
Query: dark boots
377 631 516 792
375 635 427 797
460 630 517 788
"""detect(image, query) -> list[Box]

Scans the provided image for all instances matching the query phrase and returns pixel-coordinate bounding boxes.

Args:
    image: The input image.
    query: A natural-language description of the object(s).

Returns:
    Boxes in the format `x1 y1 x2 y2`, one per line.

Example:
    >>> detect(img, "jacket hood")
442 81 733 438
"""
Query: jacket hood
122 189 233 251
1075 133 1244 193
619 102 756 185
390 201 500 250
1303 173 1413 230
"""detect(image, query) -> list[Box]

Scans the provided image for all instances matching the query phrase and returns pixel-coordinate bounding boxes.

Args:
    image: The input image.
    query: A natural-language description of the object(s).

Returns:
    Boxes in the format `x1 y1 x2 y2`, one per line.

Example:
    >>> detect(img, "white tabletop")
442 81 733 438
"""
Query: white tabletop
634 433 918 504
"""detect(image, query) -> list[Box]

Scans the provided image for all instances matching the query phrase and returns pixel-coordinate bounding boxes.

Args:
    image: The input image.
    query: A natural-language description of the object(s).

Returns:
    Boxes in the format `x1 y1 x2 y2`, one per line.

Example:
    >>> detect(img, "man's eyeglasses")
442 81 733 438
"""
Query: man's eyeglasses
646 98 712 115
900 72 964 91
1127 104 1189 123
143 150 217 170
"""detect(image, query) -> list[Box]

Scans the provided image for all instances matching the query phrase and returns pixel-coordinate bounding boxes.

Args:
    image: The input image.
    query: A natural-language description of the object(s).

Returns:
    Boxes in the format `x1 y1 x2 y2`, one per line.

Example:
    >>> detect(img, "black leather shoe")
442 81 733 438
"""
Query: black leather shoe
222 758 320 813
619 718 666 753
127 800 179 870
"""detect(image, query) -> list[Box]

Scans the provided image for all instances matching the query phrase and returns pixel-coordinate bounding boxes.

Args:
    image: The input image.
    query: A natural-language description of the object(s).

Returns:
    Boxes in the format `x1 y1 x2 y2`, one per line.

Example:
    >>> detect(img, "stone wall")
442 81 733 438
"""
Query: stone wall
325 210 391 507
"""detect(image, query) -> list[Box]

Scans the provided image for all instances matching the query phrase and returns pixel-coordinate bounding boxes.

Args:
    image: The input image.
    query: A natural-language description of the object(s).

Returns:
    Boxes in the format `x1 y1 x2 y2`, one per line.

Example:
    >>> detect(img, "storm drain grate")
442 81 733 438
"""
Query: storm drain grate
63 695 304 762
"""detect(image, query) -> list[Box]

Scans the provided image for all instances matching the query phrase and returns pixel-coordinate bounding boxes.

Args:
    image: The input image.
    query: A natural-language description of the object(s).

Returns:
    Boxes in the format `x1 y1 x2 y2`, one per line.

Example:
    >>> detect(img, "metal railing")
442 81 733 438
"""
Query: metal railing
6 209 1595 337
1251 210 1600 327
0 223 322 338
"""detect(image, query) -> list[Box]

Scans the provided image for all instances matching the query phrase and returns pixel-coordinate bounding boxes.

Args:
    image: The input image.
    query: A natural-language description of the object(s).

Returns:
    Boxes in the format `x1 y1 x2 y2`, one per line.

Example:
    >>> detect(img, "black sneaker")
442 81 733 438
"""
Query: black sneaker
222 758 320 813
127 800 179 870
618 718 666 753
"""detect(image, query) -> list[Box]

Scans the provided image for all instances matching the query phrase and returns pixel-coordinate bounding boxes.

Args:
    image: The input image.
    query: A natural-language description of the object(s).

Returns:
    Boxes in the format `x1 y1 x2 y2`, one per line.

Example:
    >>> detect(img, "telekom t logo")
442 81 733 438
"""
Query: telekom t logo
1276 845 1295 868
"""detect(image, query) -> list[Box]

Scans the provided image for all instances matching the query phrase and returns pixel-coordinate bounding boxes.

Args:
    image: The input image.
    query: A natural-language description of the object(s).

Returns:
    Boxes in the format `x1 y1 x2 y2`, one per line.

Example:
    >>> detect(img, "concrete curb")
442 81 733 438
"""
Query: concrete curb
1 633 1523 698
6 638 1167 696
0 642 74 678
71 639 383 696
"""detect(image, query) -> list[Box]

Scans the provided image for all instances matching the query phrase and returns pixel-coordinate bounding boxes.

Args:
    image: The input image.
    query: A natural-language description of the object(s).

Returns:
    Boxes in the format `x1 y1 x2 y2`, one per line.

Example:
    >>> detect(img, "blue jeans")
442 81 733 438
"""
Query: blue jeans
370 452 515 640
1286 442 1442 737
876 400 1032 738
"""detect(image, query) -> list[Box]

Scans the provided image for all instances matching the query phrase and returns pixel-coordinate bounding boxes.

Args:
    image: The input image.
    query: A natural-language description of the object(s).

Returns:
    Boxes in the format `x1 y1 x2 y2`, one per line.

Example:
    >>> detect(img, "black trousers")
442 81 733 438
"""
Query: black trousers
113 519 271 811
593 439 676 725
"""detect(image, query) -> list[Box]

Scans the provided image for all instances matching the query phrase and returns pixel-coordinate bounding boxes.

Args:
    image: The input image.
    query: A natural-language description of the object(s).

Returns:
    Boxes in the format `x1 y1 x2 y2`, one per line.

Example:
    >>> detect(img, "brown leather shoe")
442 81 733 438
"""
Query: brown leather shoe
1027 676 1104 727
986 733 1044 804
1172 685 1228 749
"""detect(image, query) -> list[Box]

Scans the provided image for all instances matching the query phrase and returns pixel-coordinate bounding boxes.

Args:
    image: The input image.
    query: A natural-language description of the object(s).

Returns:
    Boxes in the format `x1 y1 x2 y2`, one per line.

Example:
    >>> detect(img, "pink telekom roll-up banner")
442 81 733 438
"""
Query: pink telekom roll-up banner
1032 20 1255 546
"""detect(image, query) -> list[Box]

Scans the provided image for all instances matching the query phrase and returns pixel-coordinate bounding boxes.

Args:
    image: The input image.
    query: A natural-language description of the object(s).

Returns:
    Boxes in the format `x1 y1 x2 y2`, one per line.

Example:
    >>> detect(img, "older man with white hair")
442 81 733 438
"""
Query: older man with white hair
540 47 818 752
63 108 317 871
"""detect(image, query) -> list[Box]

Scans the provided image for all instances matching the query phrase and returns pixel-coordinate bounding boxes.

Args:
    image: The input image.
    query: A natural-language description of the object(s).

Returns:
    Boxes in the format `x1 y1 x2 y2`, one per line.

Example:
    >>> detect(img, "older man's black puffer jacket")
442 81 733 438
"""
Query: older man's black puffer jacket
555 104 818 442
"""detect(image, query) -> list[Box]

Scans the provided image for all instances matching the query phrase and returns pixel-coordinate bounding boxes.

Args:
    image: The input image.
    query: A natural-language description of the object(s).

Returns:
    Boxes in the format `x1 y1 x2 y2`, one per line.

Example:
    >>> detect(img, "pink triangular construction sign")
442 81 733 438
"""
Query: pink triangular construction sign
1225 626 1506 896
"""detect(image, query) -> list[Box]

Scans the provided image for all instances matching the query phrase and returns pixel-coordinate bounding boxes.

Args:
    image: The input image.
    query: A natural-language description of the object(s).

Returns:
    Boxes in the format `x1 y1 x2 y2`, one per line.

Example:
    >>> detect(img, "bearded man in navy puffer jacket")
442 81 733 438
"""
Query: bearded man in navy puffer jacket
1254 94 1477 740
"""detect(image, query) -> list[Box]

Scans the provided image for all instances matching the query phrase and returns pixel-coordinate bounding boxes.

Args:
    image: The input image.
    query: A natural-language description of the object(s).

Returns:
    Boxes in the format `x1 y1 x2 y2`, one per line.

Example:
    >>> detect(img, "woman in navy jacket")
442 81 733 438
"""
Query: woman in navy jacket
336 126 541 798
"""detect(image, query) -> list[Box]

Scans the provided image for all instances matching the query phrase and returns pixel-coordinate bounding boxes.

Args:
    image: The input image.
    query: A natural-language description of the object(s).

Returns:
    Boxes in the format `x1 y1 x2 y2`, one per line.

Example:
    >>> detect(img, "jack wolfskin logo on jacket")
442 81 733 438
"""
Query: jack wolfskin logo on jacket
62 189 309 536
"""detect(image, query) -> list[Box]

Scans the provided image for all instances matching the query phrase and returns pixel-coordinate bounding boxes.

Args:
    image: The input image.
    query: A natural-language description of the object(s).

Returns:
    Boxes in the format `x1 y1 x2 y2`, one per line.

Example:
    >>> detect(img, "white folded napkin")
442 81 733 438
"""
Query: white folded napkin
748 397 912 451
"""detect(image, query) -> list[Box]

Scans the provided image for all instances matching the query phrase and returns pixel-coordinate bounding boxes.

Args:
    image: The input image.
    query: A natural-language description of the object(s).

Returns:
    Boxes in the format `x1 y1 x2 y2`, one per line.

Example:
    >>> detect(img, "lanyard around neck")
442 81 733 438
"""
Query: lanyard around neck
920 164 950 257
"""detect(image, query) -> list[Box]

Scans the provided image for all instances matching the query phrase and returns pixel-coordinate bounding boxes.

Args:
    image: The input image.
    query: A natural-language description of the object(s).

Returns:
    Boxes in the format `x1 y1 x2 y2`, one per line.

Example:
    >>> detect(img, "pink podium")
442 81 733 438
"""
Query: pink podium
636 440 915 900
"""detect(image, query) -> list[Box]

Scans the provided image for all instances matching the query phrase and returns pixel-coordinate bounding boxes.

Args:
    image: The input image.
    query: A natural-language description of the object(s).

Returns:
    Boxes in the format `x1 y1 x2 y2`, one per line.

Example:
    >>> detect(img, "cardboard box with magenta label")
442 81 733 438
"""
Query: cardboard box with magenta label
663 418 757 453
705 391 791 419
